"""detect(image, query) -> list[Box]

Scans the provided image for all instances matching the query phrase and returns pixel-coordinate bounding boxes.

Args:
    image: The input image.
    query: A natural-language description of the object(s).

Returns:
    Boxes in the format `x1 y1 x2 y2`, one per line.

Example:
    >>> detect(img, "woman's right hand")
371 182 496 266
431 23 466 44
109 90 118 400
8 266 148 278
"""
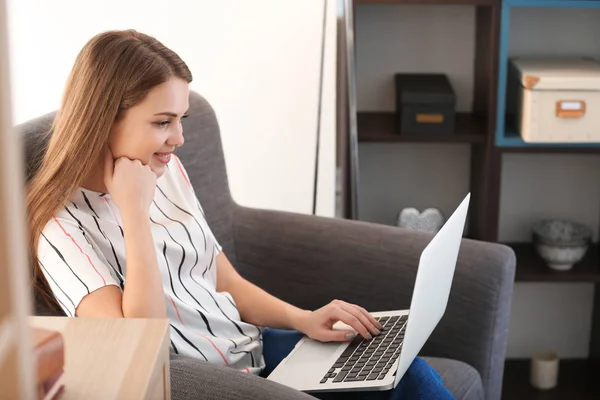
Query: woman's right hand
103 148 157 217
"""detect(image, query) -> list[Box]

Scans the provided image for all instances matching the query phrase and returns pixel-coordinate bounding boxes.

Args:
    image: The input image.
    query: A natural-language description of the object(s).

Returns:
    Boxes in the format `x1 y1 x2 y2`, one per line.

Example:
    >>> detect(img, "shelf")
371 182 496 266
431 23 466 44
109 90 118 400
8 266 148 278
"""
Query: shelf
357 112 486 143
503 359 600 399
355 0 497 5
507 243 600 282
497 115 600 152
498 129 600 153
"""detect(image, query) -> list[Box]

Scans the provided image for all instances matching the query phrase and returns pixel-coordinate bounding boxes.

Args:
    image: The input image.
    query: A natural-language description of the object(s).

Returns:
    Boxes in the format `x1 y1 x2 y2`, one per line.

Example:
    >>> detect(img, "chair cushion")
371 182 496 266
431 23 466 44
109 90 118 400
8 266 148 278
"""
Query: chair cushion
423 357 484 400
170 352 314 400
170 353 483 400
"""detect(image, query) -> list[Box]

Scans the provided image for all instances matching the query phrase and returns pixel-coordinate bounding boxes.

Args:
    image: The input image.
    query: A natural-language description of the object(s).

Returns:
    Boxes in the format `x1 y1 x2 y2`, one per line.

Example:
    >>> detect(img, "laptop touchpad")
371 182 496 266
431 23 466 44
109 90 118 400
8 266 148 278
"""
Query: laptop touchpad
289 340 340 364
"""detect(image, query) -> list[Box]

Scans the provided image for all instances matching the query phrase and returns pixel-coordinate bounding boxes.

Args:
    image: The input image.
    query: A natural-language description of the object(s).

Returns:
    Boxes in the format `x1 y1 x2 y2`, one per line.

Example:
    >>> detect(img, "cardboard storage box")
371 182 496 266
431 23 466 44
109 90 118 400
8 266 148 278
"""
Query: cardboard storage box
509 57 600 143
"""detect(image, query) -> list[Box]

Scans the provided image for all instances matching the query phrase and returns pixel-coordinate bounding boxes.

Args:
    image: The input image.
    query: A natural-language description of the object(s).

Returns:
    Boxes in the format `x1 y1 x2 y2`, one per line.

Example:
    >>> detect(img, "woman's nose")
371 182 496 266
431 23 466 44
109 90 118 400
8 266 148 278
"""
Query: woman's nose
170 124 185 147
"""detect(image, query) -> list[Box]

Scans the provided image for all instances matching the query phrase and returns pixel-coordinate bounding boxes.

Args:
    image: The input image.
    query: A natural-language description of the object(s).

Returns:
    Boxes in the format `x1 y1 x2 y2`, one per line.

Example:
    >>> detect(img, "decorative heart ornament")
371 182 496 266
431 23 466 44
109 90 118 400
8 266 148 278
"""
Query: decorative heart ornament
397 208 445 233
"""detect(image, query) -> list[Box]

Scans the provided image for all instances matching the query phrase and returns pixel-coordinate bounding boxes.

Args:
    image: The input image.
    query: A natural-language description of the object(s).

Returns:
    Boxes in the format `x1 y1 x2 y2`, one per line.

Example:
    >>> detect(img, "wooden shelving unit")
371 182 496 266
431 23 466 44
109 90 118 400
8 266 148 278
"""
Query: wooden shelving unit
494 3 600 396
354 0 600 398
354 0 502 242
508 243 600 282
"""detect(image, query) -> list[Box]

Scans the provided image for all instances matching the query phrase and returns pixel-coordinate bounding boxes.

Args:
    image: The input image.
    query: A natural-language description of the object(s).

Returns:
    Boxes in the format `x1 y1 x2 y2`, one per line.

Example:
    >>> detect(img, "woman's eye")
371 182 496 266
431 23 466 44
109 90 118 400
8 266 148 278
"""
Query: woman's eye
155 120 170 128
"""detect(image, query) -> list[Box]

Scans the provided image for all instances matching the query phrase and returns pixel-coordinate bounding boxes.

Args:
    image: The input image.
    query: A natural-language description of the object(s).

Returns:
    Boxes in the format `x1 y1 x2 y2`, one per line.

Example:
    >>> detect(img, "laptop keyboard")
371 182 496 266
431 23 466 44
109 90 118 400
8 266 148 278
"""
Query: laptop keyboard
320 314 407 384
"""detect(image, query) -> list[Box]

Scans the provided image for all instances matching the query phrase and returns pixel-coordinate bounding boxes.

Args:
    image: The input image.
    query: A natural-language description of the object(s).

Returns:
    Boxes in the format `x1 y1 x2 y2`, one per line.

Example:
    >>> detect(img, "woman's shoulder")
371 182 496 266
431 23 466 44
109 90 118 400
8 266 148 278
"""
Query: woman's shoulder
37 204 91 259
40 200 91 235
39 189 110 243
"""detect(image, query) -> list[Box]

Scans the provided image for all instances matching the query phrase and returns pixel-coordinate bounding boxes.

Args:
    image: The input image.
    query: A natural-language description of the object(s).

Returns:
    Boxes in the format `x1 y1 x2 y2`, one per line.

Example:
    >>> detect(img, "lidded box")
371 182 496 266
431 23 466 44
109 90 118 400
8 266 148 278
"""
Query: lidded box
395 73 456 135
509 57 600 143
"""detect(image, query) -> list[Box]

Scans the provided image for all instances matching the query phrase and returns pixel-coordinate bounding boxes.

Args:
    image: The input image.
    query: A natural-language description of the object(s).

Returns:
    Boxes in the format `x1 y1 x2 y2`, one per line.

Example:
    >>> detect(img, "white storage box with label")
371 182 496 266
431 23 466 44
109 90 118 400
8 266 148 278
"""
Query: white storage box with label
509 57 600 143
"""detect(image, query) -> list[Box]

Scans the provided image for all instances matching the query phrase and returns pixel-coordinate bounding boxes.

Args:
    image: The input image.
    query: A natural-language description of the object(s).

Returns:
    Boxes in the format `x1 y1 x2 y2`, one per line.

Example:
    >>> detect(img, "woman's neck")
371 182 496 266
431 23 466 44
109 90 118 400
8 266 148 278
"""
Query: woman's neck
81 167 108 194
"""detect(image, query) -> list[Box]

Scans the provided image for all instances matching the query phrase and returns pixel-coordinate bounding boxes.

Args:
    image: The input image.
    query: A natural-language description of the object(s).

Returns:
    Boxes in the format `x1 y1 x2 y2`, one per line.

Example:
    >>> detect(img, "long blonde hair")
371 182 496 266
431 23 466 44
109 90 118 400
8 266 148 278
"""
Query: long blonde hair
27 29 192 311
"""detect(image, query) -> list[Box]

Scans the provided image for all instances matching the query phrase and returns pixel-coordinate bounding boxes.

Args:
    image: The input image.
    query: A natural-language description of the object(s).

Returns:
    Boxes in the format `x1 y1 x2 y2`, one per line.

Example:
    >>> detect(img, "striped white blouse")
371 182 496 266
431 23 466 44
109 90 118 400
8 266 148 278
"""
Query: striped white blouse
38 155 265 374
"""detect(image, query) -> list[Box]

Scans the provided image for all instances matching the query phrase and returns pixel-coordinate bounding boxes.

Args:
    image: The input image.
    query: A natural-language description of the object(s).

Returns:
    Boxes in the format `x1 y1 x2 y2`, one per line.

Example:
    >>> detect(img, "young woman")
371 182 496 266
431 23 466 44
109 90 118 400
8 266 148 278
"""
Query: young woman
27 30 453 400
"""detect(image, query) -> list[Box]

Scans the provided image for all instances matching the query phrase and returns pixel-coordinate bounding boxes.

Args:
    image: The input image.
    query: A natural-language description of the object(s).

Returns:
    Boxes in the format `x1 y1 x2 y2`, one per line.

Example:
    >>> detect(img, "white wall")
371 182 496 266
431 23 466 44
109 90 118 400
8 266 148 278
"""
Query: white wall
355 4 600 359
6 0 336 217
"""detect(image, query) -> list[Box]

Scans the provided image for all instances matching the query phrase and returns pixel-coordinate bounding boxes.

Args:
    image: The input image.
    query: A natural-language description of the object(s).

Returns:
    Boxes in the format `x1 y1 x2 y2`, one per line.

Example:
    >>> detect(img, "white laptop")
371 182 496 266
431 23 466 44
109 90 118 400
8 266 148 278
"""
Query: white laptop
267 193 470 393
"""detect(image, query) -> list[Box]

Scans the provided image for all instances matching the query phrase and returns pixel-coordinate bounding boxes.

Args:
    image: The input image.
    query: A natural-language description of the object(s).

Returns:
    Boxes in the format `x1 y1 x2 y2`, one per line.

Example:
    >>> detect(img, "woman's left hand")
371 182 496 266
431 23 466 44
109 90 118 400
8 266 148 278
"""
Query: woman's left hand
294 300 383 342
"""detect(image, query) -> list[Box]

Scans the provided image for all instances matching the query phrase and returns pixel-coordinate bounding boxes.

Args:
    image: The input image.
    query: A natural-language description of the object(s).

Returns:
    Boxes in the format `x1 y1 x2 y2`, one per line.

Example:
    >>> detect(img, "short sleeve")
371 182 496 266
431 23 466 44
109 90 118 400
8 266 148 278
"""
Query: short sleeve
37 216 121 317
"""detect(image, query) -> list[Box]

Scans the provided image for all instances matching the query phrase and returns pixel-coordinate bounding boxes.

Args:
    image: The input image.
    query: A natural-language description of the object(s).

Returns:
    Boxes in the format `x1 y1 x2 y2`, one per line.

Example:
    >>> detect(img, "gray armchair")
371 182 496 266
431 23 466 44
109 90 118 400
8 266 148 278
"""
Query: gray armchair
20 91 516 400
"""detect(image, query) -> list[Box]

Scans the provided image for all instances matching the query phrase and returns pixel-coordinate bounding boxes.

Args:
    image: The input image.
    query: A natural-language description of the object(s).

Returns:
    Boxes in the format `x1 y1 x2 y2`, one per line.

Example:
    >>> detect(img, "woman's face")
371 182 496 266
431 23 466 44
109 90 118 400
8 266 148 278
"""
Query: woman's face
109 77 189 178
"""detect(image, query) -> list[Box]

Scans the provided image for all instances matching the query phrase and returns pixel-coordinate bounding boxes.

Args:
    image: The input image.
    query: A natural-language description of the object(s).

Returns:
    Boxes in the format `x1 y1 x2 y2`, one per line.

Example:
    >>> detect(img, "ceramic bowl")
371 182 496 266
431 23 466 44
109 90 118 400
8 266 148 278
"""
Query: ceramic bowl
532 220 592 271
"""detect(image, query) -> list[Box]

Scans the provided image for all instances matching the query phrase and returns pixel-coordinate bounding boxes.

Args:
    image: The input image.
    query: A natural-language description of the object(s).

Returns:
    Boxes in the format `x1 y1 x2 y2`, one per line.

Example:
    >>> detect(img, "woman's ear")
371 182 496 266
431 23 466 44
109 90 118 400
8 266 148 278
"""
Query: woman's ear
106 121 120 154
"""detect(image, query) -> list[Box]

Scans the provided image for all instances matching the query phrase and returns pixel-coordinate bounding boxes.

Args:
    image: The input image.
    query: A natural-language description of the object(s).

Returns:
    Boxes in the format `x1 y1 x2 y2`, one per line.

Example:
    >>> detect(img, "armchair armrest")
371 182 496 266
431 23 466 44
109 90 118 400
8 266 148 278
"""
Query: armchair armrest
170 353 315 400
232 205 516 400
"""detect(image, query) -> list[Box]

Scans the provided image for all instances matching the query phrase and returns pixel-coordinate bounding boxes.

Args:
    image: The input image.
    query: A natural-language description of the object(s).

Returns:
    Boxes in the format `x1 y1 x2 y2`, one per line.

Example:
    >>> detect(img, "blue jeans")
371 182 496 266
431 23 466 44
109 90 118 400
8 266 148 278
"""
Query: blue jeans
261 329 454 400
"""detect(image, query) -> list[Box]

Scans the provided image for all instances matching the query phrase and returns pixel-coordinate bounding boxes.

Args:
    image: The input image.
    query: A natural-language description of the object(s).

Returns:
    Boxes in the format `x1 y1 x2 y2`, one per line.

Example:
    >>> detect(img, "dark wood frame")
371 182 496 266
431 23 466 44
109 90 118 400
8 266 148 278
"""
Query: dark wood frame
354 0 504 242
